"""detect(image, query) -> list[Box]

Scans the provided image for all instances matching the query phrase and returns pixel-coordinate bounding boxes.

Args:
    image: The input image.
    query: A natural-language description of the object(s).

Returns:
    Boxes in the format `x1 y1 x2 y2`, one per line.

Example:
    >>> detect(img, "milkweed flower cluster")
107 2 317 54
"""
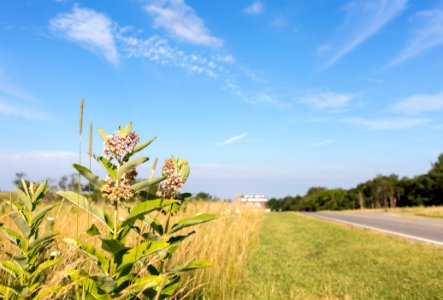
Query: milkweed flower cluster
157 158 183 199
103 130 139 162
100 176 134 206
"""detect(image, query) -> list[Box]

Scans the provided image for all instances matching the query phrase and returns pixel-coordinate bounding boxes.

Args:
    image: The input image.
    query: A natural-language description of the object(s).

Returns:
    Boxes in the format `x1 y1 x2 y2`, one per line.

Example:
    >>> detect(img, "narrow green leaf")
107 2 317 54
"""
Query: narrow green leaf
0 226 22 246
171 260 210 273
72 164 104 187
10 215 31 237
30 204 55 227
30 259 60 284
143 216 163 235
131 137 156 156
28 232 58 250
97 127 109 141
169 214 218 234
100 238 128 256
90 275 117 294
31 180 47 204
96 156 117 180
57 191 113 232
0 284 20 297
119 199 176 229
167 230 195 244
117 241 169 273
132 176 165 193
122 122 132 136
0 260 23 279
117 156 149 179
15 187 32 211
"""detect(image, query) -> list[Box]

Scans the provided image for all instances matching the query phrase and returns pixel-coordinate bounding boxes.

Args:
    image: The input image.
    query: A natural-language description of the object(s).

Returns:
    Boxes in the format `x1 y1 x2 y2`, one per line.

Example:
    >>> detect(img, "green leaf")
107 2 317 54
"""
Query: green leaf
90 275 117 294
30 204 55 228
171 260 210 273
31 180 48 204
10 215 31 237
100 238 128 257
122 275 162 297
96 156 117 180
132 177 165 193
0 284 20 297
97 127 109 141
119 199 176 229
0 226 22 246
87 224 101 236
117 241 169 273
57 191 113 232
15 187 32 211
169 214 218 234
122 122 132 136
167 231 195 244
0 260 23 279
67 269 109 300
143 216 163 235
72 164 104 188
28 232 58 250
30 259 60 285
131 137 156 156
117 156 149 179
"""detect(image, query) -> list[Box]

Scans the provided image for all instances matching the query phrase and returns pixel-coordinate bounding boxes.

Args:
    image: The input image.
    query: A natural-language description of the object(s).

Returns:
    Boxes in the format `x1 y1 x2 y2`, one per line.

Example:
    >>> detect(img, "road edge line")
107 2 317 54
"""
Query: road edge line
305 213 443 247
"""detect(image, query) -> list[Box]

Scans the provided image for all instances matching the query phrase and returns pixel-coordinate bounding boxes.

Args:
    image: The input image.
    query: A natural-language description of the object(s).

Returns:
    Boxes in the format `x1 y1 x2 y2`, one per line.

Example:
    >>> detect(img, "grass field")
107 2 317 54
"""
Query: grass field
237 212 443 300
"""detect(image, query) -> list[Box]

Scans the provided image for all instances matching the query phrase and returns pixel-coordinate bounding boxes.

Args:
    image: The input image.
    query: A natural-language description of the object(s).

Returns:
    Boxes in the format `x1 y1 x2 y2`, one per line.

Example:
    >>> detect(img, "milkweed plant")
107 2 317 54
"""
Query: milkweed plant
0 118 217 299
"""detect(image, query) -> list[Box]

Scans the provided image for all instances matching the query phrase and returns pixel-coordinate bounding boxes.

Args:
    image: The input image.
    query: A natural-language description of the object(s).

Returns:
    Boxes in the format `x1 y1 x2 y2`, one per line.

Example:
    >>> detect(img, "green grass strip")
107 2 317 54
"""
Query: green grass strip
237 212 443 300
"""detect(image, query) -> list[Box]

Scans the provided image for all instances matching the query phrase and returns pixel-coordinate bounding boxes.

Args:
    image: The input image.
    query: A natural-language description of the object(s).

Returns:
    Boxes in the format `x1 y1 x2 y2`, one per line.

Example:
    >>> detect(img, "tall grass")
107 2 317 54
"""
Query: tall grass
0 199 264 298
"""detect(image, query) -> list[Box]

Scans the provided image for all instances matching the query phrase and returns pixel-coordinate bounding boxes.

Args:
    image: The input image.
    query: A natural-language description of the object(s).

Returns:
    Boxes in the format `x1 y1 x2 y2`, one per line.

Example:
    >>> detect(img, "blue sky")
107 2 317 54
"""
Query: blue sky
1 0 443 198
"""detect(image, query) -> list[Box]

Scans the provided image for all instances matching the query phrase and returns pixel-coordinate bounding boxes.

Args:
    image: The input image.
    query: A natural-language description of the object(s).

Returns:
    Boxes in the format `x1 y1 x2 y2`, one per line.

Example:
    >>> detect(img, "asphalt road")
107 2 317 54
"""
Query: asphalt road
304 212 443 246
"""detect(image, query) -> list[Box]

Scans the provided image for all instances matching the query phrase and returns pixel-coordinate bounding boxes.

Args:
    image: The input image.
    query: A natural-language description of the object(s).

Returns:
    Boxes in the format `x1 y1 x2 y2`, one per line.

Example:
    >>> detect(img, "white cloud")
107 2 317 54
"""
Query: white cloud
119 34 219 78
145 0 222 47
393 90 443 115
320 0 406 69
221 132 248 146
344 117 429 129
0 101 45 119
300 91 356 109
50 5 119 64
387 9 443 67
244 1 264 15
0 69 36 103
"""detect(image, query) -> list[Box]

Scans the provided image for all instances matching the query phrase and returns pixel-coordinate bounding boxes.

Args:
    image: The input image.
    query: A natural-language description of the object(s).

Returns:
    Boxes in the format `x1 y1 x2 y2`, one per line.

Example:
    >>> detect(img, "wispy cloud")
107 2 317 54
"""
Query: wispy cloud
118 34 219 78
145 0 222 47
221 132 248 146
387 9 443 68
300 91 357 110
245 1 264 15
50 5 119 64
393 90 443 115
320 0 406 69
344 117 428 129
0 102 45 119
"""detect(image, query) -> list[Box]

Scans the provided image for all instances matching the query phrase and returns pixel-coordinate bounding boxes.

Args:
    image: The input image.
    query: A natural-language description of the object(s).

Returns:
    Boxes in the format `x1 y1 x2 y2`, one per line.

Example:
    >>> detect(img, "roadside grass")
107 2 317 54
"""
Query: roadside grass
336 206 443 219
0 199 263 299
237 212 443 300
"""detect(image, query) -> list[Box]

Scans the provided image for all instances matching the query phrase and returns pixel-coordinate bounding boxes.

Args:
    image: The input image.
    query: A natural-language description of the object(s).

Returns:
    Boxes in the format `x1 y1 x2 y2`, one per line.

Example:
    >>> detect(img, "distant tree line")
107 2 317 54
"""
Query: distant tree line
268 154 443 211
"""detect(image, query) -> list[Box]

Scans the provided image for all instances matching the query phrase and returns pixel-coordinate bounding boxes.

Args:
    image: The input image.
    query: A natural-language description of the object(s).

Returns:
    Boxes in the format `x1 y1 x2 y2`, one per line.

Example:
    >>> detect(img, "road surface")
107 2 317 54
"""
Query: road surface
304 212 443 246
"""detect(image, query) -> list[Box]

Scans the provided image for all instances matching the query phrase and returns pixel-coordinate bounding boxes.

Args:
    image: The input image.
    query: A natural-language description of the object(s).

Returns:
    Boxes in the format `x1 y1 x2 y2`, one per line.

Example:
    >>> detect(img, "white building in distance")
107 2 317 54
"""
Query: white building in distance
235 194 268 208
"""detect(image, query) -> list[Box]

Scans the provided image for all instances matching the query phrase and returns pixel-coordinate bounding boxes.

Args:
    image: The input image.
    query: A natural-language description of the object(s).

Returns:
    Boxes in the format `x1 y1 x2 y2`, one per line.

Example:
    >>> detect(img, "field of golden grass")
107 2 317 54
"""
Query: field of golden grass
0 197 264 299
